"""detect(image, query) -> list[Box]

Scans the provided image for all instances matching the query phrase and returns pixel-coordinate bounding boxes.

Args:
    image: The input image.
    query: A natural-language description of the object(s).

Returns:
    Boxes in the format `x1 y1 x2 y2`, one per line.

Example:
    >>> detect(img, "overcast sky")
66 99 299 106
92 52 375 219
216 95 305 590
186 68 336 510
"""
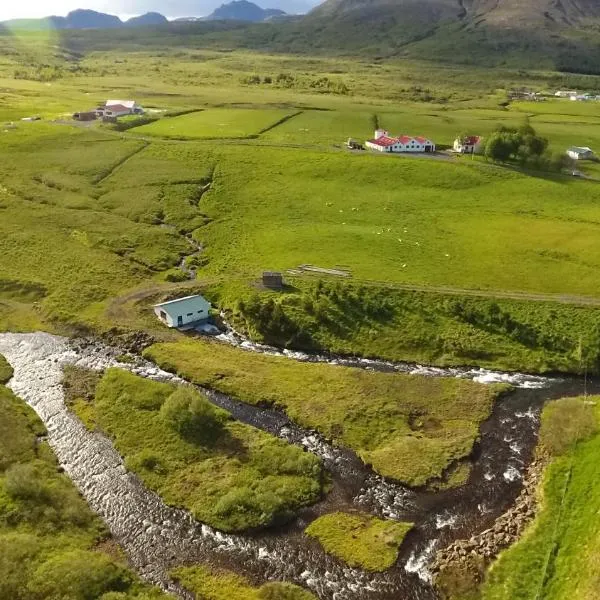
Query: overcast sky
0 0 321 20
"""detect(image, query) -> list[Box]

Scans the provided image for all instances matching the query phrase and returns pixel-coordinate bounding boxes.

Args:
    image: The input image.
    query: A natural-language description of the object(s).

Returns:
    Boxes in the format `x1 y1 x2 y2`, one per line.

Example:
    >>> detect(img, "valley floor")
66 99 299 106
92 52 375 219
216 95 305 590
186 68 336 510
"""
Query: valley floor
1 39 600 600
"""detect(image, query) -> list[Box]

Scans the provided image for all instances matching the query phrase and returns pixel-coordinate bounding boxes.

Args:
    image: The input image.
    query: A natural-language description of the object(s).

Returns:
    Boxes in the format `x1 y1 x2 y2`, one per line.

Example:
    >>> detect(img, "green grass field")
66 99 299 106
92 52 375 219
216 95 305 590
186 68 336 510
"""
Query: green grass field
144 339 503 486
305 512 413 571
0 366 166 600
135 108 295 139
2 49 600 365
478 397 600 600
75 368 323 532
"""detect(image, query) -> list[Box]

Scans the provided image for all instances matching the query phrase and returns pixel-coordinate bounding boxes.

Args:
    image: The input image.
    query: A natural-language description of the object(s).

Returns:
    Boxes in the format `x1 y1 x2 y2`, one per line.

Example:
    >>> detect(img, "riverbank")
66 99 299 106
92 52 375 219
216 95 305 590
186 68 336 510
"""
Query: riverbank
0 355 168 600
214 280 600 376
1 331 597 600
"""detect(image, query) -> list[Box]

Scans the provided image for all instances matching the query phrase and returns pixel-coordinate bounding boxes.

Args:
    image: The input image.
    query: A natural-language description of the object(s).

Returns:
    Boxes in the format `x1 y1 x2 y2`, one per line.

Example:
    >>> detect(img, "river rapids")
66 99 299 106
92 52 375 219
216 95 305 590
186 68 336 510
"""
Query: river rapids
0 332 595 599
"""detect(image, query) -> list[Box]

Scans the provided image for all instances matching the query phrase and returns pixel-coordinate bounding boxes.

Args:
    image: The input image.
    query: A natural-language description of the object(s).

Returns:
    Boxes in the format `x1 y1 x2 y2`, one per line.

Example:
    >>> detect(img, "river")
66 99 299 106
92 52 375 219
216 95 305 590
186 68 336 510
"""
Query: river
0 331 596 600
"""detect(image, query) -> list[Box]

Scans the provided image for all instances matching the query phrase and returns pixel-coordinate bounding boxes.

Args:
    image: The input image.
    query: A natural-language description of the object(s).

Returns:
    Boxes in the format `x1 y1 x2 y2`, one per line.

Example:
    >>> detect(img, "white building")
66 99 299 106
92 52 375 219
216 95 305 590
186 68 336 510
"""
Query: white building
365 130 435 153
153 294 211 328
555 90 577 98
454 135 483 154
106 100 144 114
567 146 594 160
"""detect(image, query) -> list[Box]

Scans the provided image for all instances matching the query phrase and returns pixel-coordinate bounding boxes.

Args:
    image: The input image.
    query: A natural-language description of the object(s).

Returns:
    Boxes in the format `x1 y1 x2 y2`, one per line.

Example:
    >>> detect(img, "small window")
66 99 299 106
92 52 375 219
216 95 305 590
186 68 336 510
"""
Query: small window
198 310 204 314
187 313 193 317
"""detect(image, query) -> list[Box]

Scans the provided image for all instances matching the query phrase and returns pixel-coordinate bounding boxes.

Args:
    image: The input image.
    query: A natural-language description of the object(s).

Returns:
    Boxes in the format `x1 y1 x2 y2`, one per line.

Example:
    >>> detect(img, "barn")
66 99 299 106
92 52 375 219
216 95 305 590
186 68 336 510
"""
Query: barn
153 295 211 328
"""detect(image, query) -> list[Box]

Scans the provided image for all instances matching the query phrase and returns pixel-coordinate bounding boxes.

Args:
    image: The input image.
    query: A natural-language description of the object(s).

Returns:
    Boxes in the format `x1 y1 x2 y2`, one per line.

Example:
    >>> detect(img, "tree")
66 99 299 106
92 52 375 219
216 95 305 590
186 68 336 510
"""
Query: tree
485 132 515 162
160 387 229 444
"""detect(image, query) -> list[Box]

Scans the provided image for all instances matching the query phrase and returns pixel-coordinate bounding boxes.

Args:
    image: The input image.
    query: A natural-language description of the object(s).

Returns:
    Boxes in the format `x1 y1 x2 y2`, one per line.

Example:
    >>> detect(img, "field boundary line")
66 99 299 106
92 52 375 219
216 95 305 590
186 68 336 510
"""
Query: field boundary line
93 141 150 185
257 110 304 135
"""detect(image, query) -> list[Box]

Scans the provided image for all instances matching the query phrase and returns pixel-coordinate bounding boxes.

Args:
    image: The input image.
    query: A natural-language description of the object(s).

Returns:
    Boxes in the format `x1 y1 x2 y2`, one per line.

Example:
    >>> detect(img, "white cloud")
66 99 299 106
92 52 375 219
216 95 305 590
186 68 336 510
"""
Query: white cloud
0 0 321 21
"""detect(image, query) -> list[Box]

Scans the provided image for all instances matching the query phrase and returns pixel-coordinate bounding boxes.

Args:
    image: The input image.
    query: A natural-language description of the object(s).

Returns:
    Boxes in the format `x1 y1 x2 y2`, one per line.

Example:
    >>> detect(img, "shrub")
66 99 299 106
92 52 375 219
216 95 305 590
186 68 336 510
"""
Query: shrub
539 397 598 456
28 550 133 600
5 464 50 503
160 387 229 444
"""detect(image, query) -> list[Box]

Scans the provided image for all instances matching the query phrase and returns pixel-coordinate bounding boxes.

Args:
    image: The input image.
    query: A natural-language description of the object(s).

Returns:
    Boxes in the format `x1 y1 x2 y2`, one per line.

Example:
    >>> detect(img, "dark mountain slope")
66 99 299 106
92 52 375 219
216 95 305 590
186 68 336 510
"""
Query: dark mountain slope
125 13 169 27
205 1 287 22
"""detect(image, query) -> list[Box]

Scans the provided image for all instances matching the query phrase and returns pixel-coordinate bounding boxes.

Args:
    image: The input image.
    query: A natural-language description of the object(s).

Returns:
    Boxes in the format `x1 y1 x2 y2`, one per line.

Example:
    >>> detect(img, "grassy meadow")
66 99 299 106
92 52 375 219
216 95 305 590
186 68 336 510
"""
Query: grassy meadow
0 361 167 600
144 339 503 486
305 512 413 571
69 368 323 532
1 43 600 376
135 108 297 139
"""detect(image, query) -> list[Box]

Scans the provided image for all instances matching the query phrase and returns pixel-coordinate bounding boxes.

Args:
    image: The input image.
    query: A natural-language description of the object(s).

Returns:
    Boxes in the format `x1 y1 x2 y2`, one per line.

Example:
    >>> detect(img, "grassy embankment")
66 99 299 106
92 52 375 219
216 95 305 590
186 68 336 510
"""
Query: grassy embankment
305 512 413 571
171 566 315 600
0 355 167 600
144 340 504 487
217 279 600 375
65 367 323 532
474 397 600 600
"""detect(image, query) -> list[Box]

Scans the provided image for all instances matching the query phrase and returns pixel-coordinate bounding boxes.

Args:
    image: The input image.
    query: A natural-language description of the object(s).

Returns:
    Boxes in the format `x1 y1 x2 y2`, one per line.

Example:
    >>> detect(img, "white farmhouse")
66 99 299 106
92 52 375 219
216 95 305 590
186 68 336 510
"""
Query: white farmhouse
454 135 483 154
567 146 594 160
106 100 144 114
365 130 435 153
154 295 211 328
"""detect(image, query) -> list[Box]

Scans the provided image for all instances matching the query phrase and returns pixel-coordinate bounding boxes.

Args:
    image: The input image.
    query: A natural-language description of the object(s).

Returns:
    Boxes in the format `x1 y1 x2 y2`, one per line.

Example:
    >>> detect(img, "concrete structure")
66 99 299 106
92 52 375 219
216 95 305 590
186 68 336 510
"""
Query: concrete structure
153 294 211 328
454 135 483 154
262 271 284 289
567 146 594 160
365 130 435 154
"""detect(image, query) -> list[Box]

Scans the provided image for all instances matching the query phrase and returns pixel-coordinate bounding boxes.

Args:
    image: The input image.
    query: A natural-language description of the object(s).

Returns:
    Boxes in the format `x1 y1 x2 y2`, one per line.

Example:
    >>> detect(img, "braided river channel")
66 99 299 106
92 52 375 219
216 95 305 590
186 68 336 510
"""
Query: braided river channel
1 331 598 600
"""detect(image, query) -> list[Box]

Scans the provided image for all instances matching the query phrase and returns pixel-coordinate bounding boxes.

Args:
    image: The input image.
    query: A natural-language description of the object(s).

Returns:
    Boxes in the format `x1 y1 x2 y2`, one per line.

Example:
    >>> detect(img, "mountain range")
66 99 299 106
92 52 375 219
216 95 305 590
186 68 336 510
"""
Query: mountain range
1 2 289 30
4 0 600 72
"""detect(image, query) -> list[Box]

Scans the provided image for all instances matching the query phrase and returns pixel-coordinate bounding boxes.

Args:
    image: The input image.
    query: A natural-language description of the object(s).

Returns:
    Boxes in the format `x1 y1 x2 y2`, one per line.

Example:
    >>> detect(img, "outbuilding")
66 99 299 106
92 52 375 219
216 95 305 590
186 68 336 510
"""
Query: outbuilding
567 146 594 160
454 135 483 154
153 294 211 328
73 111 97 121
262 271 284 289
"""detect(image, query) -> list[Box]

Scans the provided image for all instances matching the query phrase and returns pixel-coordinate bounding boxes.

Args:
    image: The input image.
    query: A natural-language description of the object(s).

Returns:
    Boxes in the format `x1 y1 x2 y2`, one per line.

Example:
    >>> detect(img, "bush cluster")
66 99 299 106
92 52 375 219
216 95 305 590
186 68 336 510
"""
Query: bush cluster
160 387 229 445
484 123 572 172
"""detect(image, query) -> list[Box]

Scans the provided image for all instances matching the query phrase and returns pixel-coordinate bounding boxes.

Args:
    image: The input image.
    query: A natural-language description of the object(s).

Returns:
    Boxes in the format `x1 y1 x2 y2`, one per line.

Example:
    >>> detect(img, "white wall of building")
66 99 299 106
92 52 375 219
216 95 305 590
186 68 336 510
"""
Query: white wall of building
154 295 211 328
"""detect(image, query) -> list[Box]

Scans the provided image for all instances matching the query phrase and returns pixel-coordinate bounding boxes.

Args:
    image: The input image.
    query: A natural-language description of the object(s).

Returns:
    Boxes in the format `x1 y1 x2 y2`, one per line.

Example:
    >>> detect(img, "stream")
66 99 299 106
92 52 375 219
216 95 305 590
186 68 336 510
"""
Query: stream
0 331 597 600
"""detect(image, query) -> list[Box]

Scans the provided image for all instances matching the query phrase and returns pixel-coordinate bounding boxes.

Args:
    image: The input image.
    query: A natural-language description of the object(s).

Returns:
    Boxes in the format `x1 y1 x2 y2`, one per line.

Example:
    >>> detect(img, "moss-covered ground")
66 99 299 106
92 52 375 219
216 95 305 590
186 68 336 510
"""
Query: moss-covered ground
171 565 316 600
144 340 504 486
305 512 413 571
73 368 323 532
0 353 13 384
0 355 167 600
